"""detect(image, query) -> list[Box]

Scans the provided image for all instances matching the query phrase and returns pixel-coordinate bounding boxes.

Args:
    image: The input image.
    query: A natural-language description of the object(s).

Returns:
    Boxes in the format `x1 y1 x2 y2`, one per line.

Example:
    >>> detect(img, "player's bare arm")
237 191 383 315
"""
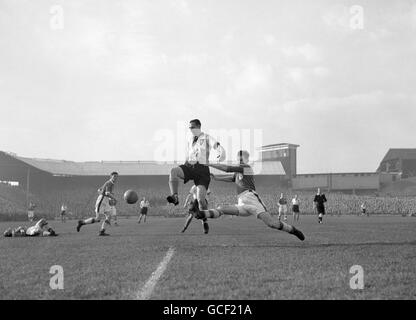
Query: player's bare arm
211 173 234 183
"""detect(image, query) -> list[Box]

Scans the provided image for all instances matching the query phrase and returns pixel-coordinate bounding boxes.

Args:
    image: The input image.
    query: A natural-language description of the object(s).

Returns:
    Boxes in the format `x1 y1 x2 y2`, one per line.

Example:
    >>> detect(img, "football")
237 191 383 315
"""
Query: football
123 190 138 204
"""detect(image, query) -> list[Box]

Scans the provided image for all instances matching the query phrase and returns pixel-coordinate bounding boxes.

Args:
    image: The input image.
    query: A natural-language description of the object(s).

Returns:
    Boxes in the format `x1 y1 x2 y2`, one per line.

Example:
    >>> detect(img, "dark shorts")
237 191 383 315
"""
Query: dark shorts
292 205 299 213
140 207 148 215
317 205 325 215
60 210 66 215
188 199 208 216
180 163 211 189
362 209 366 214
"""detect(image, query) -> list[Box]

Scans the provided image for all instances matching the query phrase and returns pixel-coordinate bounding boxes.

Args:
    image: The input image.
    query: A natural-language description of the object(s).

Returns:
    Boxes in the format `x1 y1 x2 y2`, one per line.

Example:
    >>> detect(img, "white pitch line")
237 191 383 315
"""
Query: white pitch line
136 247 175 300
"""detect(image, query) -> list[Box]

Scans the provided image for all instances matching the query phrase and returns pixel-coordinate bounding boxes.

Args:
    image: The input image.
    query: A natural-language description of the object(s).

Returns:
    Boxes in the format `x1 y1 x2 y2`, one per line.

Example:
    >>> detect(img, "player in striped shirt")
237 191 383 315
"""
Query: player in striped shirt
76 172 118 236
196 150 305 241
167 119 225 215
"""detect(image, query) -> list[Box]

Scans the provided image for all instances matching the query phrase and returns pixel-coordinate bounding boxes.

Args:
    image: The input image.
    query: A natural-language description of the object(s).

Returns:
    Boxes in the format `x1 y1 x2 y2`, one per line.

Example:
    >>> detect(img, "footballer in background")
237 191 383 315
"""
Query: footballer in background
109 198 118 226
76 172 118 236
138 197 149 224
27 201 36 222
197 150 305 241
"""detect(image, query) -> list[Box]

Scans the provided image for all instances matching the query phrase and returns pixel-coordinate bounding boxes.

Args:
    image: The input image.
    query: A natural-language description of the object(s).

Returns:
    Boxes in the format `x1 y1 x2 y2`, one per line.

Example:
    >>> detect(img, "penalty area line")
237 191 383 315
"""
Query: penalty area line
135 247 175 300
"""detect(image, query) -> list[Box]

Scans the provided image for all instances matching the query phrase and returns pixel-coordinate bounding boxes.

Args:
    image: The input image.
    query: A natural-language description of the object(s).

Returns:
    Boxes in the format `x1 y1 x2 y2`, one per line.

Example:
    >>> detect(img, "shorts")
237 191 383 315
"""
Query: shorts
60 210 66 216
317 205 326 215
180 163 211 189
110 206 117 217
235 190 267 218
362 209 366 214
278 205 288 215
140 207 148 215
28 211 34 219
95 195 112 216
292 205 300 213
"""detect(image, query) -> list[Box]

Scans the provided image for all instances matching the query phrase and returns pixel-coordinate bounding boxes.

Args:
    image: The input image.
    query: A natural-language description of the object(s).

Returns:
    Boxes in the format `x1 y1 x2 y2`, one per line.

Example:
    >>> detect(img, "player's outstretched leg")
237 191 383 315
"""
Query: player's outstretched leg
167 167 185 205
197 205 237 219
258 212 305 241
181 214 193 233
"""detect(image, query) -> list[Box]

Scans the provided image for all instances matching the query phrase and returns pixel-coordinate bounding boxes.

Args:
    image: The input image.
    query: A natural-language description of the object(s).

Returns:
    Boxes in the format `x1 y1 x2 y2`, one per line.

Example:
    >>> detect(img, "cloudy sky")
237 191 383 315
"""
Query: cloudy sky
1 0 415 173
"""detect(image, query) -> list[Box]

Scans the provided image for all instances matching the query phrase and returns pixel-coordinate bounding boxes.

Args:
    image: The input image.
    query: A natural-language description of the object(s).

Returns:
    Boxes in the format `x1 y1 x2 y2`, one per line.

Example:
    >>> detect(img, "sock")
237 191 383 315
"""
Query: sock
83 218 96 224
202 209 222 219
278 221 295 233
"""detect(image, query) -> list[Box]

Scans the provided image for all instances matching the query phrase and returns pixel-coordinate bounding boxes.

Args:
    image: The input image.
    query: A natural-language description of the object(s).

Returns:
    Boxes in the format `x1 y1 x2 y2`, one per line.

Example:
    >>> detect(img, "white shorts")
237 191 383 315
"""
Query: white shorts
95 196 112 216
235 190 267 217
278 205 288 215
26 225 42 236
110 206 117 217
28 211 34 218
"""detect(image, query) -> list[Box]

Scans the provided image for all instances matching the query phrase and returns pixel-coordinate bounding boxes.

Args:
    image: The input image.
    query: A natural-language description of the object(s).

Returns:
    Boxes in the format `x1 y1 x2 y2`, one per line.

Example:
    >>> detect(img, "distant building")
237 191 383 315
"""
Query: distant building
259 143 299 178
377 148 416 179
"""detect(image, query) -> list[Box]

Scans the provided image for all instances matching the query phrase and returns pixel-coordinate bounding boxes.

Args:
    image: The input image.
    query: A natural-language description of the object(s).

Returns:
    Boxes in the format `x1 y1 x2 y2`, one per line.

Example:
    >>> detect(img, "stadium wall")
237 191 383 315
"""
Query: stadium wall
292 172 380 192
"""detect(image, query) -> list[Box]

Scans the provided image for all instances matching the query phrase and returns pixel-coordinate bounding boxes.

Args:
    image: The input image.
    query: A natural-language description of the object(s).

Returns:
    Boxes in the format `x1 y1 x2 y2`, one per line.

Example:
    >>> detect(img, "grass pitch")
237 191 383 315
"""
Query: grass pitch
0 215 415 300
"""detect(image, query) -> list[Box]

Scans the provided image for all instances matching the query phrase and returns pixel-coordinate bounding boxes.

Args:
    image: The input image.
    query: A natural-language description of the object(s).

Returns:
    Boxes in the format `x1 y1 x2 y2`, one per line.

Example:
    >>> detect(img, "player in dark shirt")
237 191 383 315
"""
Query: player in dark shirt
196 150 305 241
77 172 118 236
313 188 327 224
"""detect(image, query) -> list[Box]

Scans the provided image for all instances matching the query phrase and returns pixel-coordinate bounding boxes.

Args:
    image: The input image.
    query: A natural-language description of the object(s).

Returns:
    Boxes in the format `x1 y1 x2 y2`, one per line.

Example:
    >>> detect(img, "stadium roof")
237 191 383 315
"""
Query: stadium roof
259 143 300 150
3 152 285 176
380 149 416 162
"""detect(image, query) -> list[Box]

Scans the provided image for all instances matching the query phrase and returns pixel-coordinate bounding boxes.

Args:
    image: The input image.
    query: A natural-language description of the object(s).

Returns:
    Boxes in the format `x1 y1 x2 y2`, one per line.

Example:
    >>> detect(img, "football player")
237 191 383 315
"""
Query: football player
138 197 149 223
278 193 288 221
27 202 36 222
181 185 210 234
60 203 67 223
167 119 225 216
314 188 327 224
76 172 118 236
196 150 305 241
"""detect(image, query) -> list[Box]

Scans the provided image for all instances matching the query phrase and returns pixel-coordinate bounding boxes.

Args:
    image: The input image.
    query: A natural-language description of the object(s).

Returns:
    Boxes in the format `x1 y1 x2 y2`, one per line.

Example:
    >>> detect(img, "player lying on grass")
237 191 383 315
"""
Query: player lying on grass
196 150 305 241
76 172 118 236
3 218 58 237
181 185 210 234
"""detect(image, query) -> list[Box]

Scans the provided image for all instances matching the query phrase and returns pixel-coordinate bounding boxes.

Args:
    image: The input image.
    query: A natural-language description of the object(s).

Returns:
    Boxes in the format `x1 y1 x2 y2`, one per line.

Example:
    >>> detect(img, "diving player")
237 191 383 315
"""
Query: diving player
76 172 118 236
196 150 305 241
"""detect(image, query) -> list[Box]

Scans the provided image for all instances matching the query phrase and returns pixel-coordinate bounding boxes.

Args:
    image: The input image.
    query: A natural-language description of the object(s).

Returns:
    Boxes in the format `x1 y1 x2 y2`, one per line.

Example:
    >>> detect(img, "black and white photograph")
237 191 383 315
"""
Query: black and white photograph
0 0 415 308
